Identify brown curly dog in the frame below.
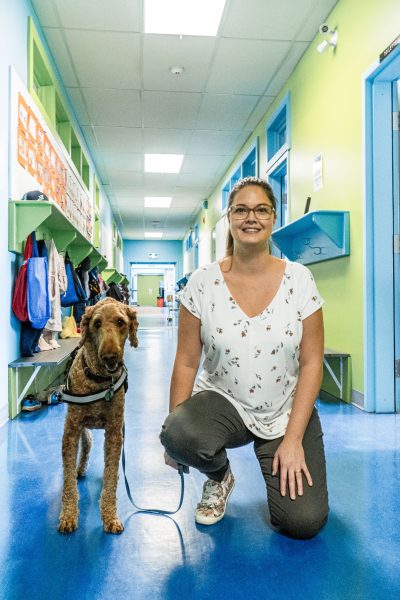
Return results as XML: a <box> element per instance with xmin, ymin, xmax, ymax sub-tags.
<box><xmin>58</xmin><ymin>298</ymin><xmax>138</xmax><ymax>534</ymax></box>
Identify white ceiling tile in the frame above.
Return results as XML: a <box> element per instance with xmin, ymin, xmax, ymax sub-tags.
<box><xmin>143</xmin><ymin>173</ymin><xmax>179</xmax><ymax>189</ymax></box>
<box><xmin>91</xmin><ymin>127</ymin><xmax>143</xmax><ymax>153</ymax></box>
<box><xmin>187</xmin><ymin>130</ymin><xmax>242</xmax><ymax>155</ymax></box>
<box><xmin>81</xmin><ymin>88</ymin><xmax>142</xmax><ymax>127</ymax></box>
<box><xmin>42</xmin><ymin>28</ymin><xmax>78</xmax><ymax>87</ymax></box>
<box><xmin>143</xmin><ymin>91</ymin><xmax>202</xmax><ymax>128</ymax></box>
<box><xmin>207</xmin><ymin>38</ymin><xmax>291</xmax><ymax>95</ymax></box>
<box><xmin>66</xmin><ymin>87</ymin><xmax>91</xmax><ymax>125</ymax></box>
<box><xmin>266</xmin><ymin>42</ymin><xmax>309</xmax><ymax>95</ymax></box>
<box><xmin>54</xmin><ymin>0</ymin><xmax>140</xmax><ymax>31</ymax></box>
<box><xmin>106</xmin><ymin>170</ymin><xmax>144</xmax><ymax>187</ymax></box>
<box><xmin>64</xmin><ymin>30</ymin><xmax>141</xmax><ymax>89</ymax></box>
<box><xmin>244</xmin><ymin>95</ymin><xmax>276</xmax><ymax>130</ymax></box>
<box><xmin>143</xmin><ymin>129</ymin><xmax>191</xmax><ymax>154</ymax></box>
<box><xmin>81</xmin><ymin>125</ymin><xmax>100</xmax><ymax>150</ymax></box>
<box><xmin>143</xmin><ymin>34</ymin><xmax>216</xmax><ymax>92</ymax></box>
<box><xmin>181</xmin><ymin>155</ymin><xmax>222</xmax><ymax>175</ymax></box>
<box><xmin>222</xmin><ymin>0</ymin><xmax>315</xmax><ymax>40</ymax></box>
<box><xmin>196</xmin><ymin>94</ymin><xmax>259</xmax><ymax>130</ymax></box>
<box><xmin>31</xmin><ymin>0</ymin><xmax>59</xmax><ymax>26</ymax></box>
<box><xmin>177</xmin><ymin>172</ymin><xmax>219</xmax><ymax>187</ymax></box>
<box><xmin>97</xmin><ymin>152</ymin><xmax>143</xmax><ymax>172</ymax></box>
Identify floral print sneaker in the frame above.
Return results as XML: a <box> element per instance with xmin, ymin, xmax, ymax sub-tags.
<box><xmin>195</xmin><ymin>466</ymin><xmax>235</xmax><ymax>525</ymax></box>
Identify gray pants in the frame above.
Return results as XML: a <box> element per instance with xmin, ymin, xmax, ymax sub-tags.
<box><xmin>160</xmin><ymin>391</ymin><xmax>329</xmax><ymax>539</ymax></box>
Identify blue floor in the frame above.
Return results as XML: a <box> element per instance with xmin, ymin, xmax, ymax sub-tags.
<box><xmin>1</xmin><ymin>316</ymin><xmax>400</xmax><ymax>600</ymax></box>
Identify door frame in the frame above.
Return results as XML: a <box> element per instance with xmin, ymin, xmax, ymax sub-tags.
<box><xmin>364</xmin><ymin>44</ymin><xmax>400</xmax><ymax>412</ymax></box>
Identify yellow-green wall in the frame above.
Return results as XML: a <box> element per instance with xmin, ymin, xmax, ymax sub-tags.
<box><xmin>186</xmin><ymin>0</ymin><xmax>400</xmax><ymax>396</ymax></box>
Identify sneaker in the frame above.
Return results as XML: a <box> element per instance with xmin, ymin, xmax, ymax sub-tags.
<box><xmin>21</xmin><ymin>395</ymin><xmax>42</xmax><ymax>412</ymax></box>
<box><xmin>195</xmin><ymin>466</ymin><xmax>235</xmax><ymax>525</ymax></box>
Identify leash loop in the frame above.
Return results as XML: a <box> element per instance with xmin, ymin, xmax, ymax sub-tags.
<box><xmin>122</xmin><ymin>423</ymin><xmax>186</xmax><ymax>515</ymax></box>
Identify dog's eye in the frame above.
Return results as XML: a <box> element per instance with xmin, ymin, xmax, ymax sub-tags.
<box><xmin>94</xmin><ymin>320</ymin><xmax>102</xmax><ymax>329</ymax></box>
<box><xmin>117</xmin><ymin>319</ymin><xmax>125</xmax><ymax>327</ymax></box>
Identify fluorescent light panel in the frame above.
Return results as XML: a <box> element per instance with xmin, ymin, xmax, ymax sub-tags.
<box><xmin>145</xmin><ymin>153</ymin><xmax>183</xmax><ymax>173</ymax></box>
<box><xmin>145</xmin><ymin>197</ymin><xmax>172</xmax><ymax>208</ymax></box>
<box><xmin>145</xmin><ymin>232</ymin><xmax>163</xmax><ymax>239</ymax></box>
<box><xmin>144</xmin><ymin>0</ymin><xmax>226</xmax><ymax>36</ymax></box>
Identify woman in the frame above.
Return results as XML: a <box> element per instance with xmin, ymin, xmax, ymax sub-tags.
<box><xmin>160</xmin><ymin>177</ymin><xmax>328</xmax><ymax>539</ymax></box>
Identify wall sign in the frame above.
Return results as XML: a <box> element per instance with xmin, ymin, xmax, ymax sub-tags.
<box><xmin>10</xmin><ymin>68</ymin><xmax>92</xmax><ymax>242</ymax></box>
<box><xmin>380</xmin><ymin>34</ymin><xmax>400</xmax><ymax>62</ymax></box>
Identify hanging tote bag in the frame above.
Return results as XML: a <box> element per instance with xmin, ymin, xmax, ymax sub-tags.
<box><xmin>12</xmin><ymin>233</ymin><xmax>34</xmax><ymax>322</ymax></box>
<box><xmin>27</xmin><ymin>232</ymin><xmax>51</xmax><ymax>329</ymax></box>
<box><xmin>61</xmin><ymin>253</ymin><xmax>87</xmax><ymax>307</ymax></box>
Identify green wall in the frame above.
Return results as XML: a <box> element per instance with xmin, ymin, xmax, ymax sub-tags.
<box><xmin>188</xmin><ymin>0</ymin><xmax>400</xmax><ymax>396</ymax></box>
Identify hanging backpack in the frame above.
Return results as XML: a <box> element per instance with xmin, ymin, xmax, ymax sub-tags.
<box><xmin>61</xmin><ymin>253</ymin><xmax>87</xmax><ymax>307</ymax></box>
<box><xmin>12</xmin><ymin>233</ymin><xmax>34</xmax><ymax>322</ymax></box>
<box><xmin>27</xmin><ymin>232</ymin><xmax>51</xmax><ymax>329</ymax></box>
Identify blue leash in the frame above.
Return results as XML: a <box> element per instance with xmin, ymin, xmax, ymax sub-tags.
<box><xmin>121</xmin><ymin>424</ymin><xmax>188</xmax><ymax>515</ymax></box>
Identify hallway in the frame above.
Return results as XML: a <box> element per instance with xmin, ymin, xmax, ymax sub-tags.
<box><xmin>0</xmin><ymin>319</ymin><xmax>399</xmax><ymax>600</ymax></box>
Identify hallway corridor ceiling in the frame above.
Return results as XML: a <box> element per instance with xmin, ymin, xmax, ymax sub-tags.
<box><xmin>31</xmin><ymin>0</ymin><xmax>337</xmax><ymax>240</ymax></box>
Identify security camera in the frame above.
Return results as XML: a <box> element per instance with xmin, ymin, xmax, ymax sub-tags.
<box><xmin>319</xmin><ymin>23</ymin><xmax>331</xmax><ymax>34</ymax></box>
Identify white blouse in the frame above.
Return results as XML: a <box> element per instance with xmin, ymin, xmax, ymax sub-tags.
<box><xmin>180</xmin><ymin>260</ymin><xmax>324</xmax><ymax>440</ymax></box>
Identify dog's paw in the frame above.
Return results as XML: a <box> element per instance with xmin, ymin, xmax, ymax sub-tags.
<box><xmin>103</xmin><ymin>518</ymin><xmax>124</xmax><ymax>534</ymax></box>
<box><xmin>58</xmin><ymin>514</ymin><xmax>78</xmax><ymax>533</ymax></box>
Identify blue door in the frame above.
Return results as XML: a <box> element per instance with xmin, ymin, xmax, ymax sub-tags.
<box><xmin>268</xmin><ymin>157</ymin><xmax>288</xmax><ymax>257</ymax></box>
<box><xmin>393</xmin><ymin>80</ymin><xmax>400</xmax><ymax>412</ymax></box>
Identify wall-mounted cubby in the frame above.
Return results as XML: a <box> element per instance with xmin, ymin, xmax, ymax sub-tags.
<box><xmin>9</xmin><ymin>200</ymin><xmax>108</xmax><ymax>270</ymax></box>
<box><xmin>271</xmin><ymin>210</ymin><xmax>350</xmax><ymax>265</ymax></box>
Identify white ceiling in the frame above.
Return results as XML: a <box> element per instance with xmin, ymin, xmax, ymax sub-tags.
<box><xmin>31</xmin><ymin>0</ymin><xmax>338</xmax><ymax>240</ymax></box>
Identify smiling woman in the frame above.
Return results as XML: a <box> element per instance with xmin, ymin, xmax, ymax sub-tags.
<box><xmin>160</xmin><ymin>175</ymin><xmax>328</xmax><ymax>538</ymax></box>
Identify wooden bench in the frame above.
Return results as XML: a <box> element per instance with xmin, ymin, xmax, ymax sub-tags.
<box><xmin>8</xmin><ymin>338</ymin><xmax>80</xmax><ymax>417</ymax></box>
<box><xmin>321</xmin><ymin>348</ymin><xmax>352</xmax><ymax>403</ymax></box>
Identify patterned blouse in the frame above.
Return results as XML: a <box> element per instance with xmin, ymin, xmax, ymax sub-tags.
<box><xmin>180</xmin><ymin>260</ymin><xmax>324</xmax><ymax>440</ymax></box>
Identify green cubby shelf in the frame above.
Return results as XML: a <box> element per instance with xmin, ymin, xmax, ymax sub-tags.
<box><xmin>101</xmin><ymin>269</ymin><xmax>127</xmax><ymax>285</ymax></box>
<box><xmin>8</xmin><ymin>200</ymin><xmax>107</xmax><ymax>271</ymax></box>
<box><xmin>271</xmin><ymin>210</ymin><xmax>350</xmax><ymax>265</ymax></box>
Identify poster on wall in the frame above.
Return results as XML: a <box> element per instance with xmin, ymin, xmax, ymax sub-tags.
<box><xmin>9</xmin><ymin>67</ymin><xmax>93</xmax><ymax>242</ymax></box>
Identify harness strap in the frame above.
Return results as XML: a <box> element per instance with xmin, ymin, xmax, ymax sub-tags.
<box><xmin>61</xmin><ymin>367</ymin><xmax>128</xmax><ymax>405</ymax></box>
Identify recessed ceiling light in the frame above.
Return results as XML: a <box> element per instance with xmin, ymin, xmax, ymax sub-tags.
<box><xmin>145</xmin><ymin>232</ymin><xmax>163</xmax><ymax>239</ymax></box>
<box><xmin>145</xmin><ymin>154</ymin><xmax>183</xmax><ymax>173</ymax></box>
<box><xmin>144</xmin><ymin>0</ymin><xmax>226</xmax><ymax>36</ymax></box>
<box><xmin>145</xmin><ymin>197</ymin><xmax>172</xmax><ymax>208</ymax></box>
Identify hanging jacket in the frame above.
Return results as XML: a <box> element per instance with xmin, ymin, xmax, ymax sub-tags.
<box><xmin>44</xmin><ymin>239</ymin><xmax>67</xmax><ymax>332</ymax></box>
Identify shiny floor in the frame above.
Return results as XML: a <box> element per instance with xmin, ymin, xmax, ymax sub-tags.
<box><xmin>1</xmin><ymin>313</ymin><xmax>399</xmax><ymax>600</ymax></box>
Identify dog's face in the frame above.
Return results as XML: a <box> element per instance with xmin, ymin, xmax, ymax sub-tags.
<box><xmin>79</xmin><ymin>298</ymin><xmax>138</xmax><ymax>373</ymax></box>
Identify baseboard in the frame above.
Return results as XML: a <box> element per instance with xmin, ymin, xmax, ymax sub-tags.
<box><xmin>351</xmin><ymin>389</ymin><xmax>365</xmax><ymax>410</ymax></box>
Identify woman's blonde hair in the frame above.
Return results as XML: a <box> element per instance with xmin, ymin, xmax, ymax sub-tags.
<box><xmin>225</xmin><ymin>177</ymin><xmax>277</xmax><ymax>257</ymax></box>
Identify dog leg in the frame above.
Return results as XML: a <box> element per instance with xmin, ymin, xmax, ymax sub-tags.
<box><xmin>101</xmin><ymin>425</ymin><xmax>124</xmax><ymax>534</ymax></box>
<box><xmin>77</xmin><ymin>428</ymin><xmax>93</xmax><ymax>478</ymax></box>
<box><xmin>59</xmin><ymin>417</ymin><xmax>81</xmax><ymax>533</ymax></box>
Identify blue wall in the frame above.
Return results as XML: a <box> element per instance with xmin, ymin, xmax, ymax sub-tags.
<box><xmin>123</xmin><ymin>241</ymin><xmax>183</xmax><ymax>281</ymax></box>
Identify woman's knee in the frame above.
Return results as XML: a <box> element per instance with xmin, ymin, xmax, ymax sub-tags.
<box><xmin>275</xmin><ymin>505</ymin><xmax>328</xmax><ymax>539</ymax></box>
<box><xmin>160</xmin><ymin>409</ymin><xmax>206</xmax><ymax>459</ymax></box>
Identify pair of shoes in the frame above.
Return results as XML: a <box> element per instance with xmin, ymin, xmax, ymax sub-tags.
<box><xmin>195</xmin><ymin>465</ymin><xmax>235</xmax><ymax>525</ymax></box>
<box><xmin>48</xmin><ymin>339</ymin><xmax>60</xmax><ymax>349</ymax></box>
<box><xmin>38</xmin><ymin>335</ymin><xmax>53</xmax><ymax>351</ymax></box>
<box><xmin>21</xmin><ymin>395</ymin><xmax>42</xmax><ymax>412</ymax></box>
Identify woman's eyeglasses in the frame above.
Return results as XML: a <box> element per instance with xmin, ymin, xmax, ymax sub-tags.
<box><xmin>229</xmin><ymin>204</ymin><xmax>275</xmax><ymax>220</ymax></box>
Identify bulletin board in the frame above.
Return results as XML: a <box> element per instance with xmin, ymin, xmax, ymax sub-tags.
<box><xmin>9</xmin><ymin>67</ymin><xmax>93</xmax><ymax>242</ymax></box>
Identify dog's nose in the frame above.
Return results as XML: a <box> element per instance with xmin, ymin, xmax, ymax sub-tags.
<box><xmin>102</xmin><ymin>353</ymin><xmax>119</xmax><ymax>371</ymax></box>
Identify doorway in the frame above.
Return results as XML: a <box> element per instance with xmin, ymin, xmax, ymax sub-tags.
<box><xmin>364</xmin><ymin>44</ymin><xmax>400</xmax><ymax>412</ymax></box>
<box><xmin>137</xmin><ymin>274</ymin><xmax>163</xmax><ymax>307</ymax></box>
<box><xmin>130</xmin><ymin>262</ymin><xmax>176</xmax><ymax>306</ymax></box>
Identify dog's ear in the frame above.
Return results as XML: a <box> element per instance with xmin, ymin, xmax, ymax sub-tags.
<box><xmin>126</xmin><ymin>307</ymin><xmax>139</xmax><ymax>347</ymax></box>
<box><xmin>79</xmin><ymin>305</ymin><xmax>96</xmax><ymax>347</ymax></box>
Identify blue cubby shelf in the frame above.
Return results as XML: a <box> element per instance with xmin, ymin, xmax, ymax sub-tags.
<box><xmin>271</xmin><ymin>210</ymin><xmax>350</xmax><ymax>265</ymax></box>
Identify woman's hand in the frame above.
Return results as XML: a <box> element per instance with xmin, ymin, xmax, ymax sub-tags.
<box><xmin>164</xmin><ymin>451</ymin><xmax>179</xmax><ymax>471</ymax></box>
<box><xmin>272</xmin><ymin>438</ymin><xmax>313</xmax><ymax>500</ymax></box>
